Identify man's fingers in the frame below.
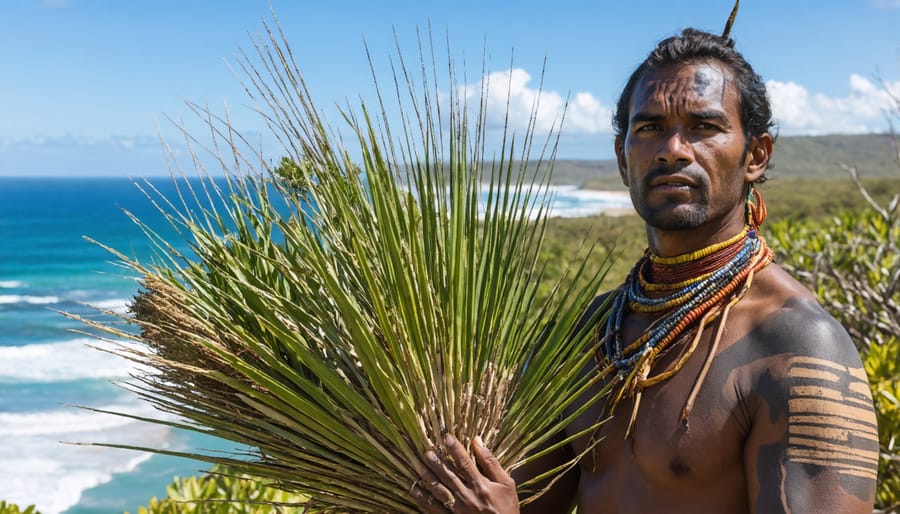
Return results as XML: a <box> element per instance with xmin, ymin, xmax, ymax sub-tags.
<box><xmin>423</xmin><ymin>449</ymin><xmax>463</xmax><ymax>503</ymax></box>
<box><xmin>472</xmin><ymin>436</ymin><xmax>514</xmax><ymax>485</ymax></box>
<box><xmin>442</xmin><ymin>433</ymin><xmax>483</xmax><ymax>486</ymax></box>
<box><xmin>411</xmin><ymin>484</ymin><xmax>449</xmax><ymax>514</ymax></box>
<box><xmin>417</xmin><ymin>434</ymin><xmax>519</xmax><ymax>513</ymax></box>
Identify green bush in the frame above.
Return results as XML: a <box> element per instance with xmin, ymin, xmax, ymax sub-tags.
<box><xmin>770</xmin><ymin>203</ymin><xmax>900</xmax><ymax>512</ymax></box>
<box><xmin>537</xmin><ymin>213</ymin><xmax>645</xmax><ymax>298</ymax></box>
<box><xmin>769</xmin><ymin>207</ymin><xmax>899</xmax><ymax>350</ymax></box>
<box><xmin>864</xmin><ymin>337</ymin><xmax>900</xmax><ymax>511</ymax></box>
<box><xmin>129</xmin><ymin>466</ymin><xmax>308</xmax><ymax>514</ymax></box>
<box><xmin>0</xmin><ymin>502</ymin><xmax>40</xmax><ymax>514</ymax></box>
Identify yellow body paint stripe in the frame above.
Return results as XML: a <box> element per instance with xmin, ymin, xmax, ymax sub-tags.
<box><xmin>785</xmin><ymin>357</ymin><xmax>878</xmax><ymax>479</ymax></box>
<box><xmin>789</xmin><ymin>415</ymin><xmax>877</xmax><ymax>437</ymax></box>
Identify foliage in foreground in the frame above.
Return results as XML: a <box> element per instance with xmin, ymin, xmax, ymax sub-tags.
<box><xmin>770</xmin><ymin>207</ymin><xmax>899</xmax><ymax>351</ymax></box>
<box><xmin>129</xmin><ymin>466</ymin><xmax>306</xmax><ymax>514</ymax></box>
<box><xmin>75</xmin><ymin>17</ymin><xmax>614</xmax><ymax>514</ymax></box>
<box><xmin>0</xmin><ymin>502</ymin><xmax>40</xmax><ymax>514</ymax></box>
<box><xmin>770</xmin><ymin>203</ymin><xmax>900</xmax><ymax>513</ymax></box>
<box><xmin>864</xmin><ymin>339</ymin><xmax>900</xmax><ymax>513</ymax></box>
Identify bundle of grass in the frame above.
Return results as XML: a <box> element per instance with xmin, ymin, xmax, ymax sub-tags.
<box><xmin>75</xmin><ymin>17</ymin><xmax>615</xmax><ymax>512</ymax></box>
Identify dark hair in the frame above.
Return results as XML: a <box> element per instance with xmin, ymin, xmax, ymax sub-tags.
<box><xmin>613</xmin><ymin>28</ymin><xmax>776</xmax><ymax>173</ymax></box>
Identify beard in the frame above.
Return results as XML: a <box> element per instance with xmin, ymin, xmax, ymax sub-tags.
<box><xmin>630</xmin><ymin>166</ymin><xmax>711</xmax><ymax>230</ymax></box>
<box><xmin>640</xmin><ymin>202</ymin><xmax>710</xmax><ymax>230</ymax></box>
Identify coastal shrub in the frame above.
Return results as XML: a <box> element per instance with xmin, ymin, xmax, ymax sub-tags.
<box><xmin>0</xmin><ymin>502</ymin><xmax>40</xmax><ymax>514</ymax></box>
<box><xmin>769</xmin><ymin>207</ymin><xmax>899</xmax><ymax>351</ymax></box>
<box><xmin>538</xmin><ymin>213</ymin><xmax>644</xmax><ymax>298</ymax></box>
<box><xmin>770</xmin><ymin>206</ymin><xmax>900</xmax><ymax>513</ymax></box>
<box><xmin>129</xmin><ymin>466</ymin><xmax>307</xmax><ymax>514</ymax></box>
<box><xmin>863</xmin><ymin>338</ymin><xmax>900</xmax><ymax>512</ymax></box>
<box><xmin>759</xmin><ymin>177</ymin><xmax>900</xmax><ymax>222</ymax></box>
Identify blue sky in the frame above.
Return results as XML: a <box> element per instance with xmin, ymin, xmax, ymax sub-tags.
<box><xmin>1</xmin><ymin>0</ymin><xmax>898</xmax><ymax>177</ymax></box>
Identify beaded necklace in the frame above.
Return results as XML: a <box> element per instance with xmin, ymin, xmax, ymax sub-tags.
<box><xmin>596</xmin><ymin>187</ymin><xmax>774</xmax><ymax>434</ymax></box>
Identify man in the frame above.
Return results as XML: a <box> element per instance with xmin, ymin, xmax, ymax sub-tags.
<box><xmin>414</xmin><ymin>28</ymin><xmax>879</xmax><ymax>513</ymax></box>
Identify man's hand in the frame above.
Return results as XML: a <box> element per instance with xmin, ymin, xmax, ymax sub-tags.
<box><xmin>412</xmin><ymin>433</ymin><xmax>520</xmax><ymax>513</ymax></box>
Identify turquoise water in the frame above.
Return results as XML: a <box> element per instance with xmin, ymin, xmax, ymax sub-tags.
<box><xmin>0</xmin><ymin>177</ymin><xmax>235</xmax><ymax>513</ymax></box>
<box><xmin>0</xmin><ymin>176</ymin><xmax>630</xmax><ymax>513</ymax></box>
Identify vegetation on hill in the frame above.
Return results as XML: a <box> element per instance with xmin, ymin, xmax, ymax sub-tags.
<box><xmin>770</xmin><ymin>134</ymin><xmax>899</xmax><ymax>178</ymax></box>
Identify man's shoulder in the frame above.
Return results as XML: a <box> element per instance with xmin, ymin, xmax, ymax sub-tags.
<box><xmin>739</xmin><ymin>264</ymin><xmax>854</xmax><ymax>359</ymax></box>
<box><xmin>748</xmin><ymin>294</ymin><xmax>860</xmax><ymax>371</ymax></box>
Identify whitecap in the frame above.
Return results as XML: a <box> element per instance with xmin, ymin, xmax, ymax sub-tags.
<box><xmin>0</xmin><ymin>294</ymin><xmax>60</xmax><ymax>305</ymax></box>
<box><xmin>87</xmin><ymin>298</ymin><xmax>131</xmax><ymax>314</ymax></box>
<box><xmin>0</xmin><ymin>403</ymin><xmax>168</xmax><ymax>514</ymax></box>
<box><xmin>548</xmin><ymin>190</ymin><xmax>634</xmax><ymax>218</ymax></box>
<box><xmin>0</xmin><ymin>404</ymin><xmax>146</xmax><ymax>437</ymax></box>
<box><xmin>0</xmin><ymin>338</ymin><xmax>137</xmax><ymax>382</ymax></box>
<box><xmin>474</xmin><ymin>184</ymin><xmax>633</xmax><ymax>219</ymax></box>
<box><xmin>0</xmin><ymin>280</ymin><xmax>26</xmax><ymax>288</ymax></box>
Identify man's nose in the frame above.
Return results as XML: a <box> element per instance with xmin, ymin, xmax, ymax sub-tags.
<box><xmin>655</xmin><ymin>130</ymin><xmax>694</xmax><ymax>164</ymax></box>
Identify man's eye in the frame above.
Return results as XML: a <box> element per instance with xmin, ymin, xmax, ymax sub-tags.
<box><xmin>695</xmin><ymin>122</ymin><xmax>718</xmax><ymax>131</ymax></box>
<box><xmin>635</xmin><ymin>124</ymin><xmax>660</xmax><ymax>132</ymax></box>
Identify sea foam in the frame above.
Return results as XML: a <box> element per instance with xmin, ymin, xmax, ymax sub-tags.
<box><xmin>88</xmin><ymin>297</ymin><xmax>131</xmax><ymax>314</ymax></box>
<box><xmin>0</xmin><ymin>404</ymin><xmax>143</xmax><ymax>437</ymax></box>
<box><xmin>474</xmin><ymin>184</ymin><xmax>633</xmax><ymax>219</ymax></box>
<box><xmin>0</xmin><ymin>338</ymin><xmax>137</xmax><ymax>382</ymax></box>
<box><xmin>0</xmin><ymin>402</ymin><xmax>167</xmax><ymax>514</ymax></box>
<box><xmin>0</xmin><ymin>294</ymin><xmax>60</xmax><ymax>305</ymax></box>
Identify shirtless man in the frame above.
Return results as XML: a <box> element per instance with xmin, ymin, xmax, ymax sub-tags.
<box><xmin>413</xmin><ymin>28</ymin><xmax>879</xmax><ymax>513</ymax></box>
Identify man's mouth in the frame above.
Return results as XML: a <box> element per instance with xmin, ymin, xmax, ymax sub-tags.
<box><xmin>648</xmin><ymin>175</ymin><xmax>696</xmax><ymax>189</ymax></box>
<box><xmin>648</xmin><ymin>178</ymin><xmax>695</xmax><ymax>193</ymax></box>
<box><xmin>653</xmin><ymin>183</ymin><xmax>692</xmax><ymax>193</ymax></box>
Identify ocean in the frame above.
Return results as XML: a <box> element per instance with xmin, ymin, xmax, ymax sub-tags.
<box><xmin>0</xmin><ymin>176</ymin><xmax>632</xmax><ymax>513</ymax></box>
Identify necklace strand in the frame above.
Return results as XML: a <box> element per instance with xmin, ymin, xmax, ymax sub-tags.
<box><xmin>596</xmin><ymin>223</ymin><xmax>774</xmax><ymax>426</ymax></box>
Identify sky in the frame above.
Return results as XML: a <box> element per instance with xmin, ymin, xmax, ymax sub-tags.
<box><xmin>0</xmin><ymin>0</ymin><xmax>898</xmax><ymax>177</ymax></box>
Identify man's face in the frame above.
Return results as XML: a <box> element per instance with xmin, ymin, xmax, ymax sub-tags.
<box><xmin>615</xmin><ymin>61</ymin><xmax>762</xmax><ymax>231</ymax></box>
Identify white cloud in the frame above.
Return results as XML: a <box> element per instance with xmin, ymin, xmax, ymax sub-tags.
<box><xmin>454</xmin><ymin>69</ymin><xmax>897</xmax><ymax>139</ymax></box>
<box><xmin>455</xmin><ymin>68</ymin><xmax>612</xmax><ymax>136</ymax></box>
<box><xmin>1</xmin><ymin>133</ymin><xmax>161</xmax><ymax>151</ymax></box>
<box><xmin>767</xmin><ymin>74</ymin><xmax>900</xmax><ymax>135</ymax></box>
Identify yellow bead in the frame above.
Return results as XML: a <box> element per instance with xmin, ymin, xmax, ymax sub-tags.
<box><xmin>649</xmin><ymin>227</ymin><xmax>748</xmax><ymax>265</ymax></box>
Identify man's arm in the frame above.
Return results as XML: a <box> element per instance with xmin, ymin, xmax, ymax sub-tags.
<box><xmin>743</xmin><ymin>314</ymin><xmax>879</xmax><ymax>513</ymax></box>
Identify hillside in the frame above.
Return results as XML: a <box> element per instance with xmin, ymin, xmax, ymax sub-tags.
<box><xmin>550</xmin><ymin>133</ymin><xmax>898</xmax><ymax>190</ymax></box>
<box><xmin>769</xmin><ymin>134</ymin><xmax>898</xmax><ymax>178</ymax></box>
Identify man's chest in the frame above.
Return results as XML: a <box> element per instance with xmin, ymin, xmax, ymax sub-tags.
<box><xmin>566</xmin><ymin>330</ymin><xmax>752</xmax><ymax>490</ymax></box>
